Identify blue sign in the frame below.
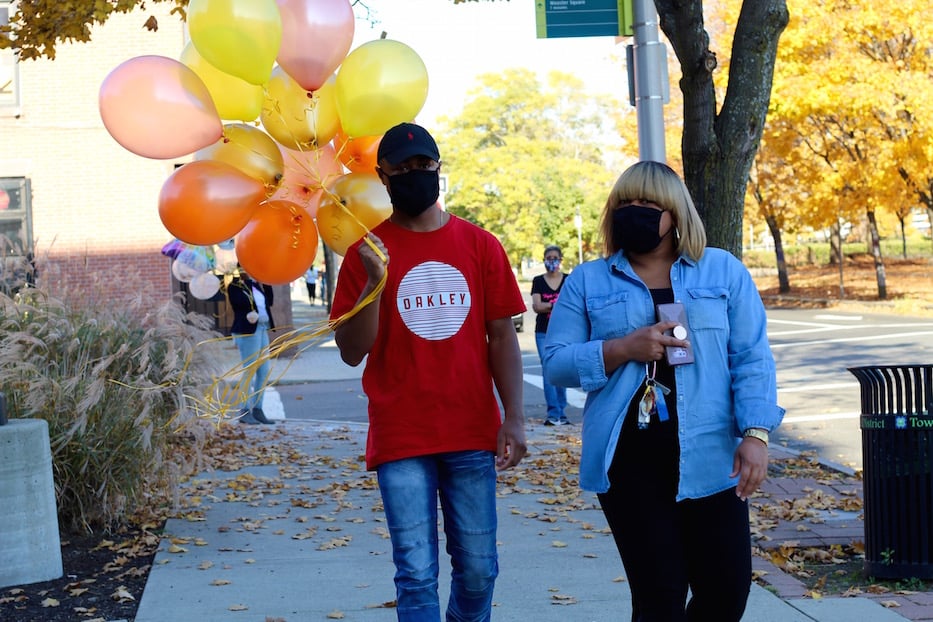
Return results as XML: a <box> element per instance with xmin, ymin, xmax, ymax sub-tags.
<box><xmin>535</xmin><ymin>0</ymin><xmax>633</xmax><ymax>39</ymax></box>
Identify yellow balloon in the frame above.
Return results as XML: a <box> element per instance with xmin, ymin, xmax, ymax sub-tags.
<box><xmin>335</xmin><ymin>39</ymin><xmax>429</xmax><ymax>138</ymax></box>
<box><xmin>196</xmin><ymin>123</ymin><xmax>285</xmax><ymax>195</ymax></box>
<box><xmin>179</xmin><ymin>42</ymin><xmax>263</xmax><ymax>121</ymax></box>
<box><xmin>316</xmin><ymin>172</ymin><xmax>392</xmax><ymax>255</ymax></box>
<box><xmin>261</xmin><ymin>68</ymin><xmax>340</xmax><ymax>150</ymax></box>
<box><xmin>188</xmin><ymin>0</ymin><xmax>282</xmax><ymax>86</ymax></box>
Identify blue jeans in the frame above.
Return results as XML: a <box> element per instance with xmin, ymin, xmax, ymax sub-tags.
<box><xmin>535</xmin><ymin>331</ymin><xmax>567</xmax><ymax>421</ymax></box>
<box><xmin>376</xmin><ymin>451</ymin><xmax>499</xmax><ymax>622</ymax></box>
<box><xmin>232</xmin><ymin>323</ymin><xmax>271</xmax><ymax>411</ymax></box>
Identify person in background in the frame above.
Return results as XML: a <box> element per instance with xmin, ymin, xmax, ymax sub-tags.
<box><xmin>331</xmin><ymin>122</ymin><xmax>527</xmax><ymax>621</ymax></box>
<box><xmin>304</xmin><ymin>264</ymin><xmax>318</xmax><ymax>305</ymax></box>
<box><xmin>531</xmin><ymin>244</ymin><xmax>569</xmax><ymax>426</ymax></box>
<box><xmin>544</xmin><ymin>160</ymin><xmax>784</xmax><ymax>621</ymax></box>
<box><xmin>228</xmin><ymin>267</ymin><xmax>275</xmax><ymax>425</ymax></box>
<box><xmin>318</xmin><ymin>263</ymin><xmax>328</xmax><ymax>305</ymax></box>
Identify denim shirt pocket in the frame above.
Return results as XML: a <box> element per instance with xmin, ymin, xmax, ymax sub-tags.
<box><xmin>586</xmin><ymin>291</ymin><xmax>631</xmax><ymax>339</ymax></box>
<box><xmin>685</xmin><ymin>287</ymin><xmax>729</xmax><ymax>332</ymax></box>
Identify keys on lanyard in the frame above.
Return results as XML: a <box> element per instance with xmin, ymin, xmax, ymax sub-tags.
<box><xmin>637</xmin><ymin>361</ymin><xmax>671</xmax><ymax>430</ymax></box>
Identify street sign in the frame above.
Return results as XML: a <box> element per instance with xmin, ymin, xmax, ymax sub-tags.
<box><xmin>535</xmin><ymin>0</ymin><xmax>634</xmax><ymax>39</ymax></box>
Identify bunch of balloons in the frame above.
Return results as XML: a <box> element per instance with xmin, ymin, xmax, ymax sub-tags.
<box><xmin>99</xmin><ymin>0</ymin><xmax>429</xmax><ymax>284</ymax></box>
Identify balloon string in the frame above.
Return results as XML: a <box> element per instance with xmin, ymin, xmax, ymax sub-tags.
<box><xmin>143</xmin><ymin>188</ymin><xmax>388</xmax><ymax>429</ymax></box>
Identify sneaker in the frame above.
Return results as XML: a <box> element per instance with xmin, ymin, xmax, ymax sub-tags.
<box><xmin>558</xmin><ymin>417</ymin><xmax>571</xmax><ymax>425</ymax></box>
<box><xmin>238</xmin><ymin>409</ymin><xmax>261</xmax><ymax>425</ymax></box>
<box><xmin>544</xmin><ymin>418</ymin><xmax>560</xmax><ymax>426</ymax></box>
<box><xmin>251</xmin><ymin>407</ymin><xmax>274</xmax><ymax>425</ymax></box>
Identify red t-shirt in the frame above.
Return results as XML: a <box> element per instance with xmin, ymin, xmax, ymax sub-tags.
<box><xmin>331</xmin><ymin>215</ymin><xmax>526</xmax><ymax>469</ymax></box>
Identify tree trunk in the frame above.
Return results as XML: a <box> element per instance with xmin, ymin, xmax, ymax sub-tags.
<box><xmin>322</xmin><ymin>244</ymin><xmax>336</xmax><ymax>313</ymax></box>
<box><xmin>656</xmin><ymin>0</ymin><xmax>788</xmax><ymax>258</ymax></box>
<box><xmin>865</xmin><ymin>209</ymin><xmax>887</xmax><ymax>300</ymax></box>
<box><xmin>765</xmin><ymin>214</ymin><xmax>790</xmax><ymax>293</ymax></box>
<box><xmin>898</xmin><ymin>216</ymin><xmax>907</xmax><ymax>259</ymax></box>
<box><xmin>928</xmin><ymin>206</ymin><xmax>933</xmax><ymax>253</ymax></box>
<box><xmin>832</xmin><ymin>221</ymin><xmax>845</xmax><ymax>298</ymax></box>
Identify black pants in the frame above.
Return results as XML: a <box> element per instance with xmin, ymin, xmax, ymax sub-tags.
<box><xmin>597</xmin><ymin>419</ymin><xmax>751</xmax><ymax>621</ymax></box>
<box><xmin>306</xmin><ymin>282</ymin><xmax>316</xmax><ymax>303</ymax></box>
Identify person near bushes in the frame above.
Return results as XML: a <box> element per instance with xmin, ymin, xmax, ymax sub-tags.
<box><xmin>330</xmin><ymin>122</ymin><xmax>527</xmax><ymax>621</ymax></box>
<box><xmin>228</xmin><ymin>268</ymin><xmax>275</xmax><ymax>425</ymax></box>
<box><xmin>543</xmin><ymin>160</ymin><xmax>784</xmax><ymax>621</ymax></box>
<box><xmin>531</xmin><ymin>244</ymin><xmax>569</xmax><ymax>426</ymax></box>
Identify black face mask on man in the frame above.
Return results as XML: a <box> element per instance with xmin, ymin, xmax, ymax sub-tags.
<box><xmin>611</xmin><ymin>204</ymin><xmax>672</xmax><ymax>254</ymax></box>
<box><xmin>387</xmin><ymin>169</ymin><xmax>440</xmax><ymax>217</ymax></box>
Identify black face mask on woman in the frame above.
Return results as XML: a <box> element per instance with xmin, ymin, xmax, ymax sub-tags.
<box><xmin>611</xmin><ymin>205</ymin><xmax>671</xmax><ymax>254</ymax></box>
<box><xmin>387</xmin><ymin>169</ymin><xmax>441</xmax><ymax>217</ymax></box>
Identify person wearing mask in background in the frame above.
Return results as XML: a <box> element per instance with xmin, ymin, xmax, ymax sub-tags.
<box><xmin>228</xmin><ymin>267</ymin><xmax>275</xmax><ymax>425</ymax></box>
<box><xmin>531</xmin><ymin>245</ymin><xmax>569</xmax><ymax>426</ymax></box>
<box><xmin>330</xmin><ymin>122</ymin><xmax>527</xmax><ymax>621</ymax></box>
<box><xmin>544</xmin><ymin>161</ymin><xmax>784</xmax><ymax>621</ymax></box>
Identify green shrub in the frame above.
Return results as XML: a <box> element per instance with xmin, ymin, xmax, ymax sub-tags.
<box><xmin>0</xmin><ymin>280</ymin><xmax>226</xmax><ymax>533</ymax></box>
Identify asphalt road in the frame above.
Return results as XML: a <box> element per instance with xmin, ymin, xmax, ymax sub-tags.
<box><xmin>277</xmin><ymin>303</ymin><xmax>933</xmax><ymax>473</ymax></box>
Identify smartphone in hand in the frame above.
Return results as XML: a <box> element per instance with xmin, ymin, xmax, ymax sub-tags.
<box><xmin>656</xmin><ymin>302</ymin><xmax>694</xmax><ymax>365</ymax></box>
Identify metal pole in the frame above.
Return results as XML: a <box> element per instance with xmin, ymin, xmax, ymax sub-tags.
<box><xmin>574</xmin><ymin>207</ymin><xmax>583</xmax><ymax>264</ymax></box>
<box><xmin>632</xmin><ymin>0</ymin><xmax>666</xmax><ymax>163</ymax></box>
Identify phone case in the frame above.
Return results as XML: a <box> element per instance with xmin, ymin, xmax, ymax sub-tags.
<box><xmin>656</xmin><ymin>302</ymin><xmax>695</xmax><ymax>365</ymax></box>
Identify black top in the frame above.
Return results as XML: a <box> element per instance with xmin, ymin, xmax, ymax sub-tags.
<box><xmin>228</xmin><ymin>277</ymin><xmax>275</xmax><ymax>335</ymax></box>
<box><xmin>530</xmin><ymin>273</ymin><xmax>566</xmax><ymax>334</ymax></box>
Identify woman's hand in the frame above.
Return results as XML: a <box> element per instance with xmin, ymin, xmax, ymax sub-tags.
<box><xmin>603</xmin><ymin>320</ymin><xmax>689</xmax><ymax>372</ymax></box>
<box><xmin>731</xmin><ymin>438</ymin><xmax>769</xmax><ymax>500</ymax></box>
<box><xmin>246</xmin><ymin>311</ymin><xmax>259</xmax><ymax>324</ymax></box>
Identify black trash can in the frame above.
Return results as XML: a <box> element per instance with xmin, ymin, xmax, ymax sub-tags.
<box><xmin>848</xmin><ymin>364</ymin><xmax>933</xmax><ymax>579</ymax></box>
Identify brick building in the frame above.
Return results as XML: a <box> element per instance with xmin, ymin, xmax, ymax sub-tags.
<box><xmin>0</xmin><ymin>3</ymin><xmax>293</xmax><ymax>331</ymax></box>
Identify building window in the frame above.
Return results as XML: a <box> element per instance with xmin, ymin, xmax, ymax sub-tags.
<box><xmin>0</xmin><ymin>177</ymin><xmax>34</xmax><ymax>294</ymax></box>
<box><xmin>0</xmin><ymin>1</ymin><xmax>20</xmax><ymax>117</ymax></box>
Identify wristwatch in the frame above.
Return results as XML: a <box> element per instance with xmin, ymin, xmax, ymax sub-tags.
<box><xmin>743</xmin><ymin>428</ymin><xmax>769</xmax><ymax>446</ymax></box>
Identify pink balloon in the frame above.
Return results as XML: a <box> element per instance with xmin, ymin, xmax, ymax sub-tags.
<box><xmin>99</xmin><ymin>55</ymin><xmax>223</xmax><ymax>159</ymax></box>
<box><xmin>276</xmin><ymin>0</ymin><xmax>355</xmax><ymax>92</ymax></box>
<box><xmin>271</xmin><ymin>143</ymin><xmax>344</xmax><ymax>218</ymax></box>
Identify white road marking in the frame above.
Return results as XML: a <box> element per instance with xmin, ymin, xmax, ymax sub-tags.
<box><xmin>770</xmin><ymin>330</ymin><xmax>933</xmax><ymax>348</ymax></box>
<box><xmin>777</xmin><ymin>382</ymin><xmax>856</xmax><ymax>393</ymax></box>
<box><xmin>523</xmin><ymin>373</ymin><xmax>587</xmax><ymax>408</ymax></box>
<box><xmin>781</xmin><ymin>412</ymin><xmax>861</xmax><ymax>423</ymax></box>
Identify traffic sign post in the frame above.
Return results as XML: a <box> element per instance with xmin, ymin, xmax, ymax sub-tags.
<box><xmin>535</xmin><ymin>0</ymin><xmax>633</xmax><ymax>39</ymax></box>
<box><xmin>535</xmin><ymin>0</ymin><xmax>666</xmax><ymax>163</ymax></box>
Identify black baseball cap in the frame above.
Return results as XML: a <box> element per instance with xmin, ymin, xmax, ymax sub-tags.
<box><xmin>377</xmin><ymin>122</ymin><xmax>440</xmax><ymax>166</ymax></box>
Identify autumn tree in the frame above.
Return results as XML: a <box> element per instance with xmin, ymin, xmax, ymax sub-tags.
<box><xmin>654</xmin><ymin>0</ymin><xmax>788</xmax><ymax>256</ymax></box>
<box><xmin>4</xmin><ymin>0</ymin><xmax>791</xmax><ymax>258</ymax></box>
<box><xmin>765</xmin><ymin>0</ymin><xmax>933</xmax><ymax>299</ymax></box>
<box><xmin>437</xmin><ymin>68</ymin><xmax>621</xmax><ymax>268</ymax></box>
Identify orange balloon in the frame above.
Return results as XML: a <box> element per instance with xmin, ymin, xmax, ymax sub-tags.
<box><xmin>235</xmin><ymin>201</ymin><xmax>319</xmax><ymax>285</ymax></box>
<box><xmin>196</xmin><ymin>123</ymin><xmax>285</xmax><ymax>195</ymax></box>
<box><xmin>271</xmin><ymin>143</ymin><xmax>343</xmax><ymax>217</ymax></box>
<box><xmin>333</xmin><ymin>128</ymin><xmax>381</xmax><ymax>174</ymax></box>
<box><xmin>316</xmin><ymin>172</ymin><xmax>392</xmax><ymax>255</ymax></box>
<box><xmin>159</xmin><ymin>161</ymin><xmax>266</xmax><ymax>245</ymax></box>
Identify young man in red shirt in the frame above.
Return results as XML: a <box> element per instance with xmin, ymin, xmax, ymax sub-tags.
<box><xmin>331</xmin><ymin>122</ymin><xmax>527</xmax><ymax>621</ymax></box>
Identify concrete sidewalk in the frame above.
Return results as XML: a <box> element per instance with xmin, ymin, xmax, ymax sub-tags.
<box><xmin>133</xmin><ymin>297</ymin><xmax>922</xmax><ymax>621</ymax></box>
<box><xmin>134</xmin><ymin>420</ymin><xmax>907</xmax><ymax>622</ymax></box>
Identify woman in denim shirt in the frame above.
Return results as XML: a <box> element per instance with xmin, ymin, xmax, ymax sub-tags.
<box><xmin>544</xmin><ymin>161</ymin><xmax>783</xmax><ymax>621</ymax></box>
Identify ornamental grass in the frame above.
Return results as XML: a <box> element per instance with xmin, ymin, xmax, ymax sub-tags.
<box><xmin>0</xmin><ymin>271</ymin><xmax>227</xmax><ymax>533</ymax></box>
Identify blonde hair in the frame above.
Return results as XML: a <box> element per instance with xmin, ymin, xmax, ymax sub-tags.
<box><xmin>598</xmin><ymin>161</ymin><xmax>706</xmax><ymax>260</ymax></box>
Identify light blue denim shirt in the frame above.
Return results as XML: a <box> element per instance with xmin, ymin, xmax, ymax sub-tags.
<box><xmin>543</xmin><ymin>248</ymin><xmax>784</xmax><ymax>499</ymax></box>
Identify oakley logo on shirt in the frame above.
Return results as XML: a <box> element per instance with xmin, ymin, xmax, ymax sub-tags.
<box><xmin>396</xmin><ymin>261</ymin><xmax>471</xmax><ymax>341</ymax></box>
